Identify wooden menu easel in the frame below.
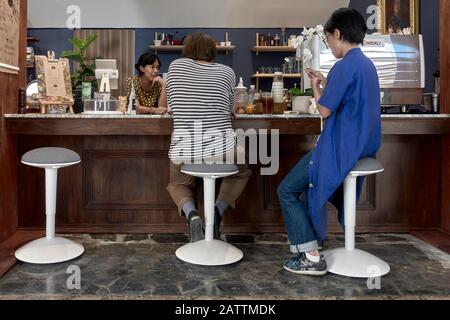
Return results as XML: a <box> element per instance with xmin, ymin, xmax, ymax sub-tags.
<box><xmin>35</xmin><ymin>52</ymin><xmax>74</xmax><ymax>114</ymax></box>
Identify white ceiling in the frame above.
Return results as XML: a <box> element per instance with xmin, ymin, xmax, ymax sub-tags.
<box><xmin>28</xmin><ymin>0</ymin><xmax>350</xmax><ymax>28</ymax></box>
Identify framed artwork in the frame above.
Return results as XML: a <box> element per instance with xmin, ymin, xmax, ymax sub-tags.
<box><xmin>377</xmin><ymin>0</ymin><xmax>420</xmax><ymax>34</ymax></box>
<box><xmin>35</xmin><ymin>55</ymin><xmax>74</xmax><ymax>113</ymax></box>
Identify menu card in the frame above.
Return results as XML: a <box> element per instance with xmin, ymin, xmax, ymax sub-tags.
<box><xmin>0</xmin><ymin>0</ymin><xmax>20</xmax><ymax>74</ymax></box>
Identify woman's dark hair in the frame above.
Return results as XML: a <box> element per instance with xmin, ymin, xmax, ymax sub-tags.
<box><xmin>182</xmin><ymin>33</ymin><xmax>217</xmax><ymax>62</ymax></box>
<box><xmin>135</xmin><ymin>52</ymin><xmax>162</xmax><ymax>75</ymax></box>
<box><xmin>324</xmin><ymin>8</ymin><xmax>368</xmax><ymax>45</ymax></box>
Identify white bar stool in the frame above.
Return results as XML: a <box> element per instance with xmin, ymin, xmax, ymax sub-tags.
<box><xmin>176</xmin><ymin>163</ymin><xmax>243</xmax><ymax>266</ymax></box>
<box><xmin>323</xmin><ymin>158</ymin><xmax>390</xmax><ymax>278</ymax></box>
<box><xmin>15</xmin><ymin>147</ymin><xmax>85</xmax><ymax>264</ymax></box>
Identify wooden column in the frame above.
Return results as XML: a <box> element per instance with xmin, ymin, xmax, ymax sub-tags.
<box><xmin>0</xmin><ymin>0</ymin><xmax>27</xmax><ymax>244</ymax></box>
<box><xmin>0</xmin><ymin>0</ymin><xmax>27</xmax><ymax>276</ymax></box>
<box><xmin>440</xmin><ymin>0</ymin><xmax>450</xmax><ymax>234</ymax></box>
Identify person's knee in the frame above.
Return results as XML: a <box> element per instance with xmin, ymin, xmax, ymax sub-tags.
<box><xmin>235</xmin><ymin>167</ymin><xmax>252</xmax><ymax>179</ymax></box>
<box><xmin>277</xmin><ymin>180</ymin><xmax>290</xmax><ymax>198</ymax></box>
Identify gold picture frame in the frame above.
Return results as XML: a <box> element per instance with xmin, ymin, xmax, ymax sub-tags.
<box><xmin>377</xmin><ymin>0</ymin><xmax>420</xmax><ymax>34</ymax></box>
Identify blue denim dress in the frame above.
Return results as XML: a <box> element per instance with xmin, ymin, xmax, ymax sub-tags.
<box><xmin>308</xmin><ymin>48</ymin><xmax>382</xmax><ymax>242</ymax></box>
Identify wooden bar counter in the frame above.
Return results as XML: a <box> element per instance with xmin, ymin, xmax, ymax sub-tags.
<box><xmin>5</xmin><ymin>114</ymin><xmax>450</xmax><ymax>236</ymax></box>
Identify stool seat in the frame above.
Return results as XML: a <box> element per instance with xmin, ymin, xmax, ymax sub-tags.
<box><xmin>181</xmin><ymin>163</ymin><xmax>239</xmax><ymax>178</ymax></box>
<box><xmin>349</xmin><ymin>158</ymin><xmax>384</xmax><ymax>177</ymax></box>
<box><xmin>22</xmin><ymin>147</ymin><xmax>81</xmax><ymax>167</ymax></box>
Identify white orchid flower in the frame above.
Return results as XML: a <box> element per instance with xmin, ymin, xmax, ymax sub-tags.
<box><xmin>301</xmin><ymin>28</ymin><xmax>312</xmax><ymax>37</ymax></box>
<box><xmin>292</xmin><ymin>35</ymin><xmax>304</xmax><ymax>49</ymax></box>
<box><xmin>315</xmin><ymin>25</ymin><xmax>324</xmax><ymax>34</ymax></box>
<box><xmin>302</xmin><ymin>48</ymin><xmax>313</xmax><ymax>62</ymax></box>
<box><xmin>284</xmin><ymin>57</ymin><xmax>290</xmax><ymax>63</ymax></box>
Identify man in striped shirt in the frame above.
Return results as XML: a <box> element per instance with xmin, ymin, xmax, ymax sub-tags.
<box><xmin>166</xmin><ymin>33</ymin><xmax>252</xmax><ymax>243</ymax></box>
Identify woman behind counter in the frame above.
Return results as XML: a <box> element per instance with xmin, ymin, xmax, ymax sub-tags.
<box><xmin>125</xmin><ymin>52</ymin><xmax>168</xmax><ymax>114</ymax></box>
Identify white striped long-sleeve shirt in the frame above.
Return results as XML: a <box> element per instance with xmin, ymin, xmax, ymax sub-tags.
<box><xmin>167</xmin><ymin>58</ymin><xmax>236</xmax><ymax>162</ymax></box>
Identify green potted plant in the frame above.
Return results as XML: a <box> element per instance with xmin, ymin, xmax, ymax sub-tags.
<box><xmin>290</xmin><ymin>85</ymin><xmax>313</xmax><ymax>114</ymax></box>
<box><xmin>61</xmin><ymin>35</ymin><xmax>99</xmax><ymax>112</ymax></box>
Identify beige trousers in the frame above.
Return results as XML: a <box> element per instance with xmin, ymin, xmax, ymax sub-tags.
<box><xmin>167</xmin><ymin>146</ymin><xmax>252</xmax><ymax>216</ymax></box>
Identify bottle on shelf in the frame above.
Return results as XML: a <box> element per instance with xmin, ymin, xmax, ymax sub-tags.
<box><xmin>248</xmin><ymin>85</ymin><xmax>256</xmax><ymax>104</ymax></box>
<box><xmin>253</xmin><ymin>89</ymin><xmax>263</xmax><ymax>114</ymax></box>
<box><xmin>281</xmin><ymin>28</ymin><xmax>287</xmax><ymax>46</ymax></box>
<box><xmin>234</xmin><ymin>77</ymin><xmax>248</xmax><ymax>114</ymax></box>
<box><xmin>19</xmin><ymin>87</ymin><xmax>27</xmax><ymax>114</ymax></box>
<box><xmin>274</xmin><ymin>34</ymin><xmax>281</xmax><ymax>46</ymax></box>
<box><xmin>259</xmin><ymin>34</ymin><xmax>266</xmax><ymax>46</ymax></box>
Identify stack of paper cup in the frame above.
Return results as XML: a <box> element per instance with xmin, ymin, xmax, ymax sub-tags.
<box><xmin>272</xmin><ymin>72</ymin><xmax>284</xmax><ymax>103</ymax></box>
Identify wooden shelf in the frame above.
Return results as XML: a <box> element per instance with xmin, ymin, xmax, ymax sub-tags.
<box><xmin>252</xmin><ymin>46</ymin><xmax>296</xmax><ymax>55</ymax></box>
<box><xmin>149</xmin><ymin>45</ymin><xmax>184</xmax><ymax>52</ymax></box>
<box><xmin>252</xmin><ymin>73</ymin><xmax>302</xmax><ymax>78</ymax></box>
<box><xmin>252</xmin><ymin>73</ymin><xmax>302</xmax><ymax>91</ymax></box>
<box><xmin>149</xmin><ymin>45</ymin><xmax>235</xmax><ymax>55</ymax></box>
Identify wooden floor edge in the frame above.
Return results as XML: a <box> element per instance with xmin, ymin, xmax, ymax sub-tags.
<box><xmin>0</xmin><ymin>230</ymin><xmax>44</xmax><ymax>278</ymax></box>
<box><xmin>410</xmin><ymin>230</ymin><xmax>450</xmax><ymax>254</ymax></box>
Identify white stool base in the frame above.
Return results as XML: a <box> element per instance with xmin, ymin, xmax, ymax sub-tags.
<box><xmin>15</xmin><ymin>237</ymin><xmax>85</xmax><ymax>264</ymax></box>
<box><xmin>176</xmin><ymin>240</ymin><xmax>243</xmax><ymax>266</ymax></box>
<box><xmin>323</xmin><ymin>248</ymin><xmax>390</xmax><ymax>278</ymax></box>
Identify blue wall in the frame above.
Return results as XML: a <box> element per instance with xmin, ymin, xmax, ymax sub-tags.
<box><xmin>28</xmin><ymin>0</ymin><xmax>439</xmax><ymax>92</ymax></box>
<box><xmin>136</xmin><ymin>28</ymin><xmax>303</xmax><ymax>90</ymax></box>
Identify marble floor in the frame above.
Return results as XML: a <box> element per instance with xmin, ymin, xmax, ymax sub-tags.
<box><xmin>0</xmin><ymin>233</ymin><xmax>449</xmax><ymax>300</ymax></box>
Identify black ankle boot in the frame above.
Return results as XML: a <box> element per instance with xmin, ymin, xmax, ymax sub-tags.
<box><xmin>214</xmin><ymin>206</ymin><xmax>223</xmax><ymax>240</ymax></box>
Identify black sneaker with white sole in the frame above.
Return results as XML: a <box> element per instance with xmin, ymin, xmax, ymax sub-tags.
<box><xmin>187</xmin><ymin>210</ymin><xmax>205</xmax><ymax>243</ymax></box>
<box><xmin>283</xmin><ymin>252</ymin><xmax>328</xmax><ymax>276</ymax></box>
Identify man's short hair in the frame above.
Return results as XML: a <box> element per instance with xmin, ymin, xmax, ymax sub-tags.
<box><xmin>324</xmin><ymin>8</ymin><xmax>368</xmax><ymax>45</ymax></box>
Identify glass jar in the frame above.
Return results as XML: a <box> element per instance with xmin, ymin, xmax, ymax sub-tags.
<box><xmin>261</xmin><ymin>92</ymin><xmax>274</xmax><ymax>114</ymax></box>
<box><xmin>289</xmin><ymin>35</ymin><xmax>297</xmax><ymax>47</ymax></box>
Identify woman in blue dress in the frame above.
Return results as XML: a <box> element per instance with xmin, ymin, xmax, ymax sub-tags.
<box><xmin>278</xmin><ymin>8</ymin><xmax>381</xmax><ymax>276</ymax></box>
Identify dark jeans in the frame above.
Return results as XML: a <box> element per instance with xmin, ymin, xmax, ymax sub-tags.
<box><xmin>277</xmin><ymin>151</ymin><xmax>319</xmax><ymax>253</ymax></box>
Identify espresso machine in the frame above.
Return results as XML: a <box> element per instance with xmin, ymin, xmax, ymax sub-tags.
<box><xmin>319</xmin><ymin>34</ymin><xmax>426</xmax><ymax>114</ymax></box>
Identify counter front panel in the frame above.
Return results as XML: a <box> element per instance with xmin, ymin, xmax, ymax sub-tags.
<box><xmin>5</xmin><ymin>115</ymin><xmax>449</xmax><ymax>234</ymax></box>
